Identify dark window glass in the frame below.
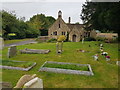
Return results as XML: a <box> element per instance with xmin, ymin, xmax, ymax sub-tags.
<box><xmin>59</xmin><ymin>24</ymin><xmax>60</xmax><ymax>28</ymax></box>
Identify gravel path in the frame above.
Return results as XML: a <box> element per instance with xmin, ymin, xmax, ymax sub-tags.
<box><xmin>4</xmin><ymin>39</ymin><xmax>37</xmax><ymax>47</ymax></box>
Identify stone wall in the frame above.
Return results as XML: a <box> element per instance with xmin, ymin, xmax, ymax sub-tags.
<box><xmin>37</xmin><ymin>36</ymin><xmax>49</xmax><ymax>42</ymax></box>
<box><xmin>48</xmin><ymin>17</ymin><xmax>70</xmax><ymax>39</ymax></box>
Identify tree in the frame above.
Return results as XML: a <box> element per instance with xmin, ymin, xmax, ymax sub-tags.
<box><xmin>27</xmin><ymin>14</ymin><xmax>56</xmax><ymax>36</ymax></box>
<box><xmin>81</xmin><ymin>2</ymin><xmax>120</xmax><ymax>33</ymax></box>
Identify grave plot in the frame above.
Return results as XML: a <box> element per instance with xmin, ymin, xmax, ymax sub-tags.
<box><xmin>39</xmin><ymin>61</ymin><xmax>94</xmax><ymax>76</ymax></box>
<box><xmin>0</xmin><ymin>60</ymin><xmax>36</xmax><ymax>71</ymax></box>
<box><xmin>20</xmin><ymin>48</ymin><xmax>50</xmax><ymax>54</ymax></box>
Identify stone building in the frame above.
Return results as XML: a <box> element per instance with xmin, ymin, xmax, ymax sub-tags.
<box><xmin>48</xmin><ymin>10</ymin><xmax>96</xmax><ymax>42</ymax></box>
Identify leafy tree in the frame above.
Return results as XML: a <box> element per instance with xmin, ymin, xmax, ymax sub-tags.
<box><xmin>81</xmin><ymin>2</ymin><xmax>120</xmax><ymax>33</ymax></box>
<box><xmin>28</xmin><ymin>14</ymin><xmax>56</xmax><ymax>36</ymax></box>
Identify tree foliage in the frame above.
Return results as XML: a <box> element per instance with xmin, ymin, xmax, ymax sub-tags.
<box><xmin>1</xmin><ymin>10</ymin><xmax>56</xmax><ymax>40</ymax></box>
<box><xmin>81</xmin><ymin>2</ymin><xmax>120</xmax><ymax>33</ymax></box>
<box><xmin>27</xmin><ymin>14</ymin><xmax>56</xmax><ymax>36</ymax></box>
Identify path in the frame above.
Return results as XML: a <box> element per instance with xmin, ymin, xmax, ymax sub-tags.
<box><xmin>4</xmin><ymin>39</ymin><xmax>37</xmax><ymax>47</ymax></box>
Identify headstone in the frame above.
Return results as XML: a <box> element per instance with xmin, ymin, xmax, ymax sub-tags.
<box><xmin>7</xmin><ymin>45</ymin><xmax>17</xmax><ymax>58</ymax></box>
<box><xmin>23</xmin><ymin>77</ymin><xmax>43</xmax><ymax>89</ymax></box>
<box><xmin>82</xmin><ymin>38</ymin><xmax>84</xmax><ymax>44</ymax></box>
<box><xmin>116</xmin><ymin>61</ymin><xmax>120</xmax><ymax>66</ymax></box>
<box><xmin>56</xmin><ymin>42</ymin><xmax>63</xmax><ymax>54</ymax></box>
<box><xmin>14</xmin><ymin>74</ymin><xmax>37</xmax><ymax>88</ymax></box>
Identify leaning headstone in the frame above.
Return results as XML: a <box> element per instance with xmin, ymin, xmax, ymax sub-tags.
<box><xmin>23</xmin><ymin>77</ymin><xmax>43</xmax><ymax>89</ymax></box>
<box><xmin>14</xmin><ymin>74</ymin><xmax>37</xmax><ymax>88</ymax></box>
<box><xmin>7</xmin><ymin>45</ymin><xmax>17</xmax><ymax>58</ymax></box>
<box><xmin>116</xmin><ymin>61</ymin><xmax>120</xmax><ymax>66</ymax></box>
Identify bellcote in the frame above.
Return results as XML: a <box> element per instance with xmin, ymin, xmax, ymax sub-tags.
<box><xmin>58</xmin><ymin>10</ymin><xmax>62</xmax><ymax>18</ymax></box>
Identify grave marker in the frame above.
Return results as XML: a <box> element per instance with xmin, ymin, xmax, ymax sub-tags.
<box><xmin>7</xmin><ymin>45</ymin><xmax>17</xmax><ymax>58</ymax></box>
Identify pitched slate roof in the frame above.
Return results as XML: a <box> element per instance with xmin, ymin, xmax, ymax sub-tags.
<box><xmin>67</xmin><ymin>24</ymin><xmax>84</xmax><ymax>31</ymax></box>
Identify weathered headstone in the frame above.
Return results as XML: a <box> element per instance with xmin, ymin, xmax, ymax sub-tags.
<box><xmin>7</xmin><ymin>45</ymin><xmax>17</xmax><ymax>58</ymax></box>
<box><xmin>14</xmin><ymin>74</ymin><xmax>37</xmax><ymax>88</ymax></box>
<box><xmin>56</xmin><ymin>41</ymin><xmax>63</xmax><ymax>54</ymax></box>
<box><xmin>116</xmin><ymin>61</ymin><xmax>120</xmax><ymax>66</ymax></box>
<box><xmin>82</xmin><ymin>38</ymin><xmax>84</xmax><ymax>44</ymax></box>
<box><xmin>23</xmin><ymin>77</ymin><xmax>43</xmax><ymax>89</ymax></box>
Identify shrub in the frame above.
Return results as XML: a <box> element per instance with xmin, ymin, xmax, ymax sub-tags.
<box><xmin>96</xmin><ymin>37</ymin><xmax>105</xmax><ymax>41</ymax></box>
<box><xmin>57</xmin><ymin>35</ymin><xmax>66</xmax><ymax>42</ymax></box>
<box><xmin>47</xmin><ymin>38</ymin><xmax>57</xmax><ymax>43</ymax></box>
<box><xmin>84</xmin><ymin>37</ymin><xmax>96</xmax><ymax>41</ymax></box>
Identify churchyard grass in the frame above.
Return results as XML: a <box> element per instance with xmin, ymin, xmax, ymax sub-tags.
<box><xmin>0</xmin><ymin>60</ymin><xmax>34</xmax><ymax>68</ymax></box>
<box><xmin>2</xmin><ymin>41</ymin><xmax>119</xmax><ymax>88</ymax></box>
<box><xmin>43</xmin><ymin>63</ymin><xmax>89</xmax><ymax>71</ymax></box>
<box><xmin>4</xmin><ymin>38</ymin><xmax>32</xmax><ymax>45</ymax></box>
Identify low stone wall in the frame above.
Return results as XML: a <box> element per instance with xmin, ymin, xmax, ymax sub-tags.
<box><xmin>0</xmin><ymin>60</ymin><xmax>36</xmax><ymax>71</ymax></box>
<box><xmin>39</xmin><ymin>61</ymin><xmax>94</xmax><ymax>76</ymax></box>
<box><xmin>37</xmin><ymin>36</ymin><xmax>49</xmax><ymax>42</ymax></box>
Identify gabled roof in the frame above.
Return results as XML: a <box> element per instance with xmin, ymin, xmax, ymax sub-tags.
<box><xmin>67</xmin><ymin>24</ymin><xmax>84</xmax><ymax>31</ymax></box>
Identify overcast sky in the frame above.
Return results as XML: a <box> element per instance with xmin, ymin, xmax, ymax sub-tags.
<box><xmin>2</xmin><ymin>1</ymin><xmax>87</xmax><ymax>24</ymax></box>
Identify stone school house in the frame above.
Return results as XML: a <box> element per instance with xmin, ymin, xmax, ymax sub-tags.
<box><xmin>48</xmin><ymin>11</ymin><xmax>96</xmax><ymax>42</ymax></box>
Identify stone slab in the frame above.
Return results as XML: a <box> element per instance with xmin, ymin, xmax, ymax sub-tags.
<box><xmin>20</xmin><ymin>49</ymin><xmax>50</xmax><ymax>54</ymax></box>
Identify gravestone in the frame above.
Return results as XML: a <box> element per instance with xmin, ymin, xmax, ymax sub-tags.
<box><xmin>23</xmin><ymin>77</ymin><xmax>43</xmax><ymax>89</ymax></box>
<box><xmin>56</xmin><ymin>41</ymin><xmax>63</xmax><ymax>54</ymax></box>
<box><xmin>116</xmin><ymin>61</ymin><xmax>120</xmax><ymax>66</ymax></box>
<box><xmin>82</xmin><ymin>38</ymin><xmax>84</xmax><ymax>44</ymax></box>
<box><xmin>20</xmin><ymin>48</ymin><xmax>50</xmax><ymax>54</ymax></box>
<box><xmin>7</xmin><ymin>45</ymin><xmax>17</xmax><ymax>58</ymax></box>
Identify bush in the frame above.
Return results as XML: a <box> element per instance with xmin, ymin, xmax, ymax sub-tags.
<box><xmin>84</xmin><ymin>37</ymin><xmax>96</xmax><ymax>41</ymax></box>
<box><xmin>57</xmin><ymin>35</ymin><xmax>66</xmax><ymax>42</ymax></box>
<box><xmin>47</xmin><ymin>38</ymin><xmax>57</xmax><ymax>43</ymax></box>
<box><xmin>96</xmin><ymin>37</ymin><xmax>105</xmax><ymax>41</ymax></box>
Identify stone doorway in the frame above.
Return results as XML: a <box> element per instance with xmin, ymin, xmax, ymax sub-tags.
<box><xmin>72</xmin><ymin>35</ymin><xmax>77</xmax><ymax>42</ymax></box>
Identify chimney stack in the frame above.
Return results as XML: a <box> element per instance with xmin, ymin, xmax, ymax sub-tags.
<box><xmin>68</xmin><ymin>17</ymin><xmax>71</xmax><ymax>24</ymax></box>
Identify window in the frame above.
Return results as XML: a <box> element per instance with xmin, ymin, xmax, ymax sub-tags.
<box><xmin>62</xmin><ymin>32</ymin><xmax>66</xmax><ymax>35</ymax></box>
<box><xmin>59</xmin><ymin>24</ymin><xmax>60</xmax><ymax>28</ymax></box>
<box><xmin>53</xmin><ymin>31</ymin><xmax>57</xmax><ymax>35</ymax></box>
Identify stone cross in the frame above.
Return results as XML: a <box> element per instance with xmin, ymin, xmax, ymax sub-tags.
<box><xmin>7</xmin><ymin>45</ymin><xmax>17</xmax><ymax>58</ymax></box>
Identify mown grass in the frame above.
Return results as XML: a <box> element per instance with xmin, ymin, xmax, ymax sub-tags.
<box><xmin>43</xmin><ymin>63</ymin><xmax>89</xmax><ymax>71</ymax></box>
<box><xmin>4</xmin><ymin>38</ymin><xmax>32</xmax><ymax>45</ymax></box>
<box><xmin>2</xmin><ymin>41</ymin><xmax>119</xmax><ymax>88</ymax></box>
<box><xmin>0</xmin><ymin>60</ymin><xmax>34</xmax><ymax>68</ymax></box>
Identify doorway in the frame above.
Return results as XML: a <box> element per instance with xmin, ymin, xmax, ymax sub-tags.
<box><xmin>72</xmin><ymin>35</ymin><xmax>77</xmax><ymax>42</ymax></box>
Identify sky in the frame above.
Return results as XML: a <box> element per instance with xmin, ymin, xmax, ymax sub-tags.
<box><xmin>1</xmin><ymin>0</ymin><xmax>119</xmax><ymax>24</ymax></box>
<box><xmin>1</xmin><ymin>1</ymin><xmax>86</xmax><ymax>24</ymax></box>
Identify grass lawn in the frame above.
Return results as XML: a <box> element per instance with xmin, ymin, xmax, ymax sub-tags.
<box><xmin>43</xmin><ymin>63</ymin><xmax>89</xmax><ymax>71</ymax></box>
<box><xmin>0</xmin><ymin>60</ymin><xmax>34</xmax><ymax>68</ymax></box>
<box><xmin>2</xmin><ymin>41</ymin><xmax>119</xmax><ymax>88</ymax></box>
<box><xmin>4</xmin><ymin>38</ymin><xmax>33</xmax><ymax>45</ymax></box>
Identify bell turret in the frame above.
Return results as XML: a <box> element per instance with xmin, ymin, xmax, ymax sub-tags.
<box><xmin>58</xmin><ymin>10</ymin><xmax>62</xmax><ymax>18</ymax></box>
